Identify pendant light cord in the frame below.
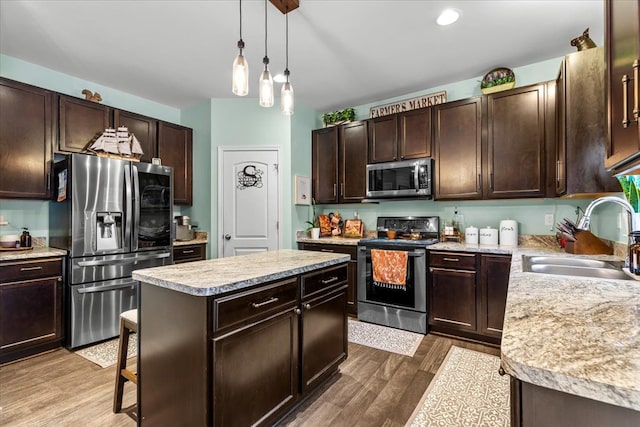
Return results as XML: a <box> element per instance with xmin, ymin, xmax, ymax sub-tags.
<box><xmin>238</xmin><ymin>0</ymin><xmax>244</xmax><ymax>50</ymax></box>
<box><xmin>284</xmin><ymin>6</ymin><xmax>289</xmax><ymax>80</ymax></box>
<box><xmin>263</xmin><ymin>0</ymin><xmax>269</xmax><ymax>65</ymax></box>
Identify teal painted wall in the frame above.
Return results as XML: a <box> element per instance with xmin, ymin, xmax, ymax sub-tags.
<box><xmin>181</xmin><ymin>100</ymin><xmax>213</xmax><ymax>257</ymax></box>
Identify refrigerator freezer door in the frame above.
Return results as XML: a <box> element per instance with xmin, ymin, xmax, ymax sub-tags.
<box><xmin>132</xmin><ymin>162</ymin><xmax>173</xmax><ymax>251</ymax></box>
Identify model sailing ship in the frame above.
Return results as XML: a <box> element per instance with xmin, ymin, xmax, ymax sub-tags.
<box><xmin>88</xmin><ymin>126</ymin><xmax>144</xmax><ymax>161</ymax></box>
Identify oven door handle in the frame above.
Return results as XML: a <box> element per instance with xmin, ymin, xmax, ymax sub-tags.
<box><xmin>361</xmin><ymin>251</ymin><xmax>425</xmax><ymax>258</ymax></box>
<box><xmin>76</xmin><ymin>281</ymin><xmax>137</xmax><ymax>294</ymax></box>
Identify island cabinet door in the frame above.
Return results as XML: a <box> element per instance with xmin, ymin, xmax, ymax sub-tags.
<box><xmin>300</xmin><ymin>281</ymin><xmax>348</xmax><ymax>393</ymax></box>
<box><xmin>212</xmin><ymin>308</ymin><xmax>299</xmax><ymax>427</ymax></box>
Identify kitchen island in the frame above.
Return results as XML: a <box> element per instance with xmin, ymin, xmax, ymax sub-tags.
<box><xmin>132</xmin><ymin>249</ymin><xmax>350</xmax><ymax>426</ymax></box>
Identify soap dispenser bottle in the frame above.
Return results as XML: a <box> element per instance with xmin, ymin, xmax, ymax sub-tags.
<box><xmin>20</xmin><ymin>228</ymin><xmax>32</xmax><ymax>248</ymax></box>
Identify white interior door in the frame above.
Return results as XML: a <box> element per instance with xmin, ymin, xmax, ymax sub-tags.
<box><xmin>218</xmin><ymin>147</ymin><xmax>280</xmax><ymax>257</ymax></box>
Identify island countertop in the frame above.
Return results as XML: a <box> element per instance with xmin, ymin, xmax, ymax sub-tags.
<box><xmin>132</xmin><ymin>249</ymin><xmax>350</xmax><ymax>297</ymax></box>
<box><xmin>501</xmin><ymin>248</ymin><xmax>640</xmax><ymax>412</ymax></box>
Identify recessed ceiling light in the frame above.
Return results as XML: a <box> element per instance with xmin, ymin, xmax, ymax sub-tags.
<box><xmin>273</xmin><ymin>73</ymin><xmax>287</xmax><ymax>83</ymax></box>
<box><xmin>437</xmin><ymin>9</ymin><xmax>460</xmax><ymax>26</ymax></box>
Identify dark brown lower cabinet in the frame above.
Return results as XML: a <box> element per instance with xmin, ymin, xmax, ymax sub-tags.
<box><xmin>173</xmin><ymin>243</ymin><xmax>207</xmax><ymax>264</ymax></box>
<box><xmin>214</xmin><ymin>309</ymin><xmax>299</xmax><ymax>427</ymax></box>
<box><xmin>297</xmin><ymin>242</ymin><xmax>357</xmax><ymax>316</ymax></box>
<box><xmin>428</xmin><ymin>251</ymin><xmax>510</xmax><ymax>345</ymax></box>
<box><xmin>140</xmin><ymin>262</ymin><xmax>348</xmax><ymax>426</ymax></box>
<box><xmin>511</xmin><ymin>377</ymin><xmax>640</xmax><ymax>426</ymax></box>
<box><xmin>0</xmin><ymin>257</ymin><xmax>64</xmax><ymax>364</ymax></box>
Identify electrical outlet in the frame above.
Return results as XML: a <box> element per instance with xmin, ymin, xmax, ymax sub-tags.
<box><xmin>544</xmin><ymin>213</ymin><xmax>554</xmax><ymax>226</ymax></box>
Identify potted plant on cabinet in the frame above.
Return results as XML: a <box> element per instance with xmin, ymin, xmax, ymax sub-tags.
<box><xmin>322</xmin><ymin>107</ymin><xmax>356</xmax><ymax>127</ymax></box>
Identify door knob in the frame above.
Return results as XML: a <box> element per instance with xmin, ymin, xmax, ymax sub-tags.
<box><xmin>224</xmin><ymin>234</ymin><xmax>231</xmax><ymax>240</ymax></box>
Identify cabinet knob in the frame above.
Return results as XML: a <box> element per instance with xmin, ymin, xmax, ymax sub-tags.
<box><xmin>293</xmin><ymin>308</ymin><xmax>301</xmax><ymax>315</ymax></box>
<box><xmin>304</xmin><ymin>303</ymin><xmax>311</xmax><ymax>310</ymax></box>
<box><xmin>498</xmin><ymin>366</ymin><xmax>506</xmax><ymax>376</ymax></box>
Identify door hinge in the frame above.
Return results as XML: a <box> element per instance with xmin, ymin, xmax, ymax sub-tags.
<box><xmin>276</xmin><ymin>221</ymin><xmax>279</xmax><ymax>230</ymax></box>
<box><xmin>273</xmin><ymin>163</ymin><xmax>279</xmax><ymax>172</ymax></box>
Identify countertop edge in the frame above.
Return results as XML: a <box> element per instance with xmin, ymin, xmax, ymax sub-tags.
<box><xmin>0</xmin><ymin>247</ymin><xmax>67</xmax><ymax>261</ymax></box>
<box><xmin>134</xmin><ymin>251</ymin><xmax>350</xmax><ymax>297</ymax></box>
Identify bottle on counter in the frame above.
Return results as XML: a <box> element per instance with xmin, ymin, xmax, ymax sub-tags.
<box><xmin>20</xmin><ymin>228</ymin><xmax>32</xmax><ymax>248</ymax></box>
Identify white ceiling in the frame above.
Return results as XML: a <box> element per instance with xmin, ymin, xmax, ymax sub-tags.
<box><xmin>0</xmin><ymin>0</ymin><xmax>605</xmax><ymax>113</ymax></box>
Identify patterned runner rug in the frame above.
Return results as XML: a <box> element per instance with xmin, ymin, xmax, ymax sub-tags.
<box><xmin>73</xmin><ymin>334</ymin><xmax>137</xmax><ymax>368</ymax></box>
<box><xmin>405</xmin><ymin>346</ymin><xmax>510</xmax><ymax>427</ymax></box>
<box><xmin>347</xmin><ymin>319</ymin><xmax>423</xmax><ymax>357</ymax></box>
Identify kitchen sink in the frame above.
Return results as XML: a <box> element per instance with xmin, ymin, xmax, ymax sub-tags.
<box><xmin>521</xmin><ymin>255</ymin><xmax>633</xmax><ymax>281</ymax></box>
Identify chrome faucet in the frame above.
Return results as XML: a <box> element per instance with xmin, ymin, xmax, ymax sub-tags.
<box><xmin>576</xmin><ymin>196</ymin><xmax>638</xmax><ymax>231</ymax></box>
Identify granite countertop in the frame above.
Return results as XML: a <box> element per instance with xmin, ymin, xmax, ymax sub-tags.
<box><xmin>500</xmin><ymin>247</ymin><xmax>640</xmax><ymax>411</ymax></box>
<box><xmin>173</xmin><ymin>231</ymin><xmax>208</xmax><ymax>247</ymax></box>
<box><xmin>133</xmin><ymin>249</ymin><xmax>350</xmax><ymax>297</ymax></box>
<box><xmin>0</xmin><ymin>247</ymin><xmax>67</xmax><ymax>262</ymax></box>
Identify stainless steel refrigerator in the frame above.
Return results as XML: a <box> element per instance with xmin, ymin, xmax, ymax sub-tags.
<box><xmin>49</xmin><ymin>153</ymin><xmax>174</xmax><ymax>348</ymax></box>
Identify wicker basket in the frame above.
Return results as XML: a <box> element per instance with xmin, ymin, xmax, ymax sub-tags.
<box><xmin>481</xmin><ymin>81</ymin><xmax>516</xmax><ymax>95</ymax></box>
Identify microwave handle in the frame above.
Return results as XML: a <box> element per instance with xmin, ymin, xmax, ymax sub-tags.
<box><xmin>414</xmin><ymin>165</ymin><xmax>420</xmax><ymax>192</ymax></box>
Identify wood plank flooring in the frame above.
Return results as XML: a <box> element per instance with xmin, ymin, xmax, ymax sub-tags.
<box><xmin>0</xmin><ymin>333</ymin><xmax>498</xmax><ymax>426</ymax></box>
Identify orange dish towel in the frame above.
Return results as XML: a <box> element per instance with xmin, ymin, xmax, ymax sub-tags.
<box><xmin>371</xmin><ymin>249</ymin><xmax>408</xmax><ymax>289</ymax></box>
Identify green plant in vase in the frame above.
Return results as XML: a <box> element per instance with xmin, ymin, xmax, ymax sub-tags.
<box><xmin>305</xmin><ymin>198</ymin><xmax>320</xmax><ymax>239</ymax></box>
<box><xmin>322</xmin><ymin>107</ymin><xmax>356</xmax><ymax>127</ymax></box>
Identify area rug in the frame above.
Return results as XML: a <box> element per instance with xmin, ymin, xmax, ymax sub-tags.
<box><xmin>74</xmin><ymin>333</ymin><xmax>137</xmax><ymax>368</ymax></box>
<box><xmin>347</xmin><ymin>319</ymin><xmax>423</xmax><ymax>357</ymax></box>
<box><xmin>405</xmin><ymin>346</ymin><xmax>509</xmax><ymax>427</ymax></box>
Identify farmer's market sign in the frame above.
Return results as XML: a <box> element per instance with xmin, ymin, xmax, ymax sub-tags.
<box><xmin>369</xmin><ymin>91</ymin><xmax>447</xmax><ymax>118</ymax></box>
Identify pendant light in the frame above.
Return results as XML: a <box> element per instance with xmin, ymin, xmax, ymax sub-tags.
<box><xmin>232</xmin><ymin>0</ymin><xmax>249</xmax><ymax>96</ymax></box>
<box><xmin>259</xmin><ymin>0</ymin><xmax>274</xmax><ymax>107</ymax></box>
<box><xmin>281</xmin><ymin>6</ymin><xmax>294</xmax><ymax>115</ymax></box>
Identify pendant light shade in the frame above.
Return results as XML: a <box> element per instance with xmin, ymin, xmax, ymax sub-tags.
<box><xmin>259</xmin><ymin>0</ymin><xmax>274</xmax><ymax>107</ymax></box>
<box><xmin>280</xmin><ymin>8</ymin><xmax>294</xmax><ymax>115</ymax></box>
<box><xmin>232</xmin><ymin>0</ymin><xmax>248</xmax><ymax>96</ymax></box>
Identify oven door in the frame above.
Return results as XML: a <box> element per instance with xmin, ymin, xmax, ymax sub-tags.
<box><xmin>357</xmin><ymin>245</ymin><xmax>427</xmax><ymax>311</ymax></box>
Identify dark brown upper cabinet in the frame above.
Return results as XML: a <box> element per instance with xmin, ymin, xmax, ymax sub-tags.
<box><xmin>58</xmin><ymin>94</ymin><xmax>111</xmax><ymax>153</ymax></box>
<box><xmin>158</xmin><ymin>121</ymin><xmax>193</xmax><ymax>206</ymax></box>
<box><xmin>0</xmin><ymin>78</ymin><xmax>53</xmax><ymax>199</ymax></box>
<box><xmin>556</xmin><ymin>47</ymin><xmax>620</xmax><ymax>196</ymax></box>
<box><xmin>113</xmin><ymin>109</ymin><xmax>157</xmax><ymax>163</ymax></box>
<box><xmin>368</xmin><ymin>115</ymin><xmax>398</xmax><ymax>163</ymax></box>
<box><xmin>604</xmin><ymin>0</ymin><xmax>640</xmax><ymax>174</ymax></box>
<box><xmin>434</xmin><ymin>97</ymin><xmax>484</xmax><ymax>200</ymax></box>
<box><xmin>312</xmin><ymin>121</ymin><xmax>368</xmax><ymax>204</ymax></box>
<box><xmin>399</xmin><ymin>108</ymin><xmax>432</xmax><ymax>160</ymax></box>
<box><xmin>368</xmin><ymin>108</ymin><xmax>432</xmax><ymax>163</ymax></box>
<box><xmin>486</xmin><ymin>83</ymin><xmax>548</xmax><ymax>199</ymax></box>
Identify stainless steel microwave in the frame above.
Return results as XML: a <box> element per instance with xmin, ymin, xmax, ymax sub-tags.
<box><xmin>366</xmin><ymin>158</ymin><xmax>432</xmax><ymax>199</ymax></box>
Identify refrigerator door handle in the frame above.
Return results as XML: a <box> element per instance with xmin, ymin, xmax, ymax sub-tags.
<box><xmin>76</xmin><ymin>281</ymin><xmax>137</xmax><ymax>294</ymax></box>
<box><xmin>77</xmin><ymin>252</ymin><xmax>171</xmax><ymax>267</ymax></box>
<box><xmin>124</xmin><ymin>163</ymin><xmax>133</xmax><ymax>252</ymax></box>
<box><xmin>132</xmin><ymin>164</ymin><xmax>140</xmax><ymax>251</ymax></box>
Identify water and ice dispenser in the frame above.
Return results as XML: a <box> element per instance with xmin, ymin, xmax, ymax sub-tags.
<box><xmin>96</xmin><ymin>212</ymin><xmax>122</xmax><ymax>250</ymax></box>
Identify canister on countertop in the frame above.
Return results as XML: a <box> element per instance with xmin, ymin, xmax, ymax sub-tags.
<box><xmin>465</xmin><ymin>226</ymin><xmax>479</xmax><ymax>244</ymax></box>
<box><xmin>479</xmin><ymin>226</ymin><xmax>498</xmax><ymax>245</ymax></box>
<box><xmin>20</xmin><ymin>228</ymin><xmax>32</xmax><ymax>248</ymax></box>
<box><xmin>499</xmin><ymin>220</ymin><xmax>518</xmax><ymax>246</ymax></box>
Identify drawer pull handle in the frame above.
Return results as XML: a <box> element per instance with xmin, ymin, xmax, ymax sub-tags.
<box><xmin>320</xmin><ymin>249</ymin><xmax>335</xmax><ymax>253</ymax></box>
<box><xmin>20</xmin><ymin>266</ymin><xmax>43</xmax><ymax>271</ymax></box>
<box><xmin>181</xmin><ymin>250</ymin><xmax>195</xmax><ymax>254</ymax></box>
<box><xmin>321</xmin><ymin>276</ymin><xmax>339</xmax><ymax>285</ymax></box>
<box><xmin>443</xmin><ymin>258</ymin><xmax>459</xmax><ymax>262</ymax></box>
<box><xmin>251</xmin><ymin>297</ymin><xmax>279</xmax><ymax>308</ymax></box>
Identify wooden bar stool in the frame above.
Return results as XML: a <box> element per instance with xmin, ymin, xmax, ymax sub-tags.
<box><xmin>113</xmin><ymin>308</ymin><xmax>138</xmax><ymax>413</ymax></box>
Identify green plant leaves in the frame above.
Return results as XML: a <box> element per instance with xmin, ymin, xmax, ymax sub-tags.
<box><xmin>617</xmin><ymin>176</ymin><xmax>640</xmax><ymax>213</ymax></box>
<box><xmin>323</xmin><ymin>107</ymin><xmax>356</xmax><ymax>125</ymax></box>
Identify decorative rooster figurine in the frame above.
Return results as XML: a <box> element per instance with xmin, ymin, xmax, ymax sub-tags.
<box><xmin>81</xmin><ymin>89</ymin><xmax>102</xmax><ymax>103</ymax></box>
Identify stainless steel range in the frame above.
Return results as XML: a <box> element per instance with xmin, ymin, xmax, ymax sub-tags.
<box><xmin>357</xmin><ymin>216</ymin><xmax>439</xmax><ymax>334</ymax></box>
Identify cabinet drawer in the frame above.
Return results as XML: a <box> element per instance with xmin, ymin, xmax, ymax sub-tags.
<box><xmin>429</xmin><ymin>251</ymin><xmax>477</xmax><ymax>270</ymax></box>
<box><xmin>301</xmin><ymin>264</ymin><xmax>348</xmax><ymax>299</ymax></box>
<box><xmin>213</xmin><ymin>278</ymin><xmax>298</xmax><ymax>332</ymax></box>
<box><xmin>0</xmin><ymin>258</ymin><xmax>63</xmax><ymax>284</ymax></box>
<box><xmin>299</xmin><ymin>243</ymin><xmax>357</xmax><ymax>259</ymax></box>
<box><xmin>173</xmin><ymin>244</ymin><xmax>205</xmax><ymax>263</ymax></box>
